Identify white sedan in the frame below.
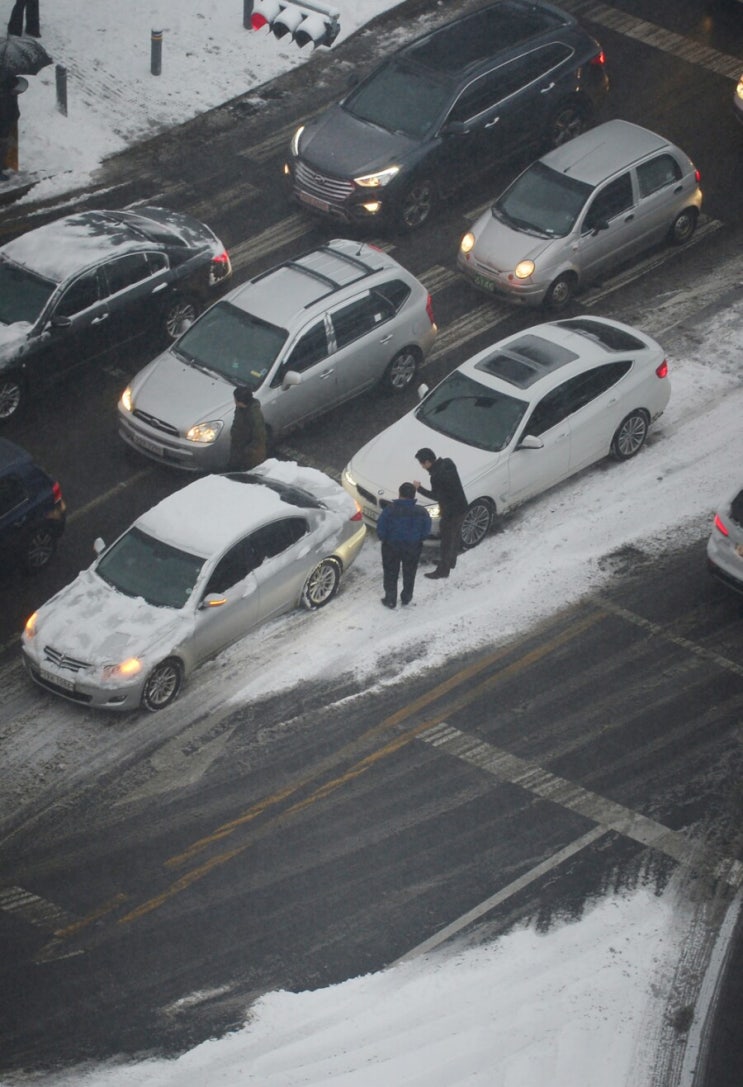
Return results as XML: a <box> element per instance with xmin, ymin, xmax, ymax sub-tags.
<box><xmin>22</xmin><ymin>462</ymin><xmax>366</xmax><ymax>712</ymax></box>
<box><xmin>342</xmin><ymin>316</ymin><xmax>670</xmax><ymax>548</ymax></box>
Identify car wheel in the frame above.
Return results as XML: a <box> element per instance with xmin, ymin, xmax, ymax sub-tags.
<box><xmin>397</xmin><ymin>178</ymin><xmax>435</xmax><ymax>231</ymax></box>
<box><xmin>460</xmin><ymin>499</ymin><xmax>494</xmax><ymax>550</ymax></box>
<box><xmin>543</xmin><ymin>273</ymin><xmax>577</xmax><ymax>311</ymax></box>
<box><xmin>0</xmin><ymin>374</ymin><xmax>24</xmax><ymax>421</ymax></box>
<box><xmin>383</xmin><ymin>348</ymin><xmax>419</xmax><ymax>392</ymax></box>
<box><xmin>611</xmin><ymin>410</ymin><xmax>649</xmax><ymax>461</ymax></box>
<box><xmin>668</xmin><ymin>207</ymin><xmax>697</xmax><ymax>246</ymax></box>
<box><xmin>301</xmin><ymin>557</ymin><xmax>341</xmax><ymax>609</ymax></box>
<box><xmin>141</xmin><ymin>658</ymin><xmax>183</xmax><ymax>711</ymax></box>
<box><xmin>546</xmin><ymin>102</ymin><xmax>588</xmax><ymax>148</ymax></box>
<box><xmin>163</xmin><ymin>295</ymin><xmax>199</xmax><ymax>341</ymax></box>
<box><xmin>24</xmin><ymin>526</ymin><xmax>58</xmax><ymax>573</ymax></box>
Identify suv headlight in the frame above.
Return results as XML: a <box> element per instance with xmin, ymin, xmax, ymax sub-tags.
<box><xmin>354</xmin><ymin>166</ymin><xmax>400</xmax><ymax>189</ymax></box>
<box><xmin>186</xmin><ymin>420</ymin><xmax>224</xmax><ymax>444</ymax></box>
<box><xmin>290</xmin><ymin>125</ymin><xmax>305</xmax><ymax>157</ymax></box>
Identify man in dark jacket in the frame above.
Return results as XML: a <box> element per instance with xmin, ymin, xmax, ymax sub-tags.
<box><xmin>0</xmin><ymin>75</ymin><xmax>21</xmax><ymax>181</ymax></box>
<box><xmin>376</xmin><ymin>482</ymin><xmax>432</xmax><ymax>608</ymax></box>
<box><xmin>227</xmin><ymin>385</ymin><xmax>267</xmax><ymax>471</ymax></box>
<box><xmin>413</xmin><ymin>447</ymin><xmax>468</xmax><ymax>580</ymax></box>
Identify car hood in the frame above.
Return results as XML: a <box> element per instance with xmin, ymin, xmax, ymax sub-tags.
<box><xmin>471</xmin><ymin>211</ymin><xmax>557</xmax><ymax>268</ymax></box>
<box><xmin>131</xmin><ymin>350</ymin><xmax>234</xmax><ymax>428</ymax></box>
<box><xmin>33</xmin><ymin>568</ymin><xmax>192</xmax><ymax>668</ymax></box>
<box><xmin>348</xmin><ymin>411</ymin><xmax>503</xmax><ymax>504</ymax></box>
<box><xmin>301</xmin><ymin>105</ymin><xmax>417</xmax><ymax>178</ymax></box>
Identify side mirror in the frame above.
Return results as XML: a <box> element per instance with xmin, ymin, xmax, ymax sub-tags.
<box><xmin>440</xmin><ymin>119</ymin><xmax>469</xmax><ymax>138</ymax></box>
<box><xmin>50</xmin><ymin>315</ymin><xmax>72</xmax><ymax>330</ymax></box>
<box><xmin>282</xmin><ymin>370</ymin><xmax>302</xmax><ymax>390</ymax></box>
<box><xmin>199</xmin><ymin>593</ymin><xmax>226</xmax><ymax>610</ymax></box>
<box><xmin>518</xmin><ymin>434</ymin><xmax>544</xmax><ymax>451</ymax></box>
<box><xmin>587</xmin><ymin>219</ymin><xmax>609</xmax><ymax>236</ymax></box>
<box><xmin>93</xmin><ymin>537</ymin><xmax>106</xmax><ymax>555</ymax></box>
<box><xmin>417</xmin><ymin>382</ymin><xmax>429</xmax><ymax>401</ymax></box>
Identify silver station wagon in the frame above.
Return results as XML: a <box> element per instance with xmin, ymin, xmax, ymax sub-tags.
<box><xmin>458</xmin><ymin>120</ymin><xmax>702</xmax><ymax>309</ymax></box>
<box><xmin>118</xmin><ymin>239</ymin><xmax>437</xmax><ymax>471</ymax></box>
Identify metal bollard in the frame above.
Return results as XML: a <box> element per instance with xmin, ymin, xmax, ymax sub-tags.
<box><xmin>243</xmin><ymin>0</ymin><xmax>254</xmax><ymax>28</ymax></box>
<box><xmin>55</xmin><ymin>63</ymin><xmax>67</xmax><ymax>116</ymax></box>
<box><xmin>151</xmin><ymin>29</ymin><xmax>163</xmax><ymax>76</ymax></box>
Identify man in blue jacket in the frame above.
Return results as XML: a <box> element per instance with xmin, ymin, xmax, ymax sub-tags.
<box><xmin>376</xmin><ymin>482</ymin><xmax>432</xmax><ymax>609</ymax></box>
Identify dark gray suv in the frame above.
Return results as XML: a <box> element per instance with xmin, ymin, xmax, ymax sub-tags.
<box><xmin>285</xmin><ymin>0</ymin><xmax>609</xmax><ymax>231</ymax></box>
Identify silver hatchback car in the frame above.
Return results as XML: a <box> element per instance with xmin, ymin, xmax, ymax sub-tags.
<box><xmin>458</xmin><ymin>120</ymin><xmax>702</xmax><ymax>309</ymax></box>
<box><xmin>118</xmin><ymin>239</ymin><xmax>437</xmax><ymax>471</ymax></box>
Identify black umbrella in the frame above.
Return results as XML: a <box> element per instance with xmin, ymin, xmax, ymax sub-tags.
<box><xmin>0</xmin><ymin>34</ymin><xmax>51</xmax><ymax>79</ymax></box>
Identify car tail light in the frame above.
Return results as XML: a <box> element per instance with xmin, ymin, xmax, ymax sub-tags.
<box><xmin>425</xmin><ymin>293</ymin><xmax>436</xmax><ymax>327</ymax></box>
<box><xmin>350</xmin><ymin>503</ymin><xmax>363</xmax><ymax>522</ymax></box>
<box><xmin>52</xmin><ymin>480</ymin><xmax>63</xmax><ymax>504</ymax></box>
<box><xmin>656</xmin><ymin>359</ymin><xmax>668</xmax><ymax>378</ymax></box>
<box><xmin>589</xmin><ymin>50</ymin><xmax>606</xmax><ymax>67</ymax></box>
<box><xmin>210</xmin><ymin>250</ymin><xmax>232</xmax><ymax>283</ymax></box>
<box><xmin>694</xmin><ymin>168</ymin><xmax>701</xmax><ymax>184</ymax></box>
<box><xmin>713</xmin><ymin>513</ymin><xmax>729</xmax><ymax>537</ymax></box>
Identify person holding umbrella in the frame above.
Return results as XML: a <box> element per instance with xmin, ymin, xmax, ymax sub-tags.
<box><xmin>7</xmin><ymin>1</ymin><xmax>40</xmax><ymax>38</ymax></box>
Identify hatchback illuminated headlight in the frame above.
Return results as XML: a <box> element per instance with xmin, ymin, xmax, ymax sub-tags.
<box><xmin>120</xmin><ymin>387</ymin><xmax>133</xmax><ymax>413</ymax></box>
<box><xmin>102</xmin><ymin>658</ymin><xmax>143</xmax><ymax>682</ymax></box>
<box><xmin>514</xmin><ymin>260</ymin><xmax>535</xmax><ymax>280</ymax></box>
<box><xmin>290</xmin><ymin>125</ymin><xmax>305</xmax><ymax>157</ymax></box>
<box><xmin>186</xmin><ymin>420</ymin><xmax>224</xmax><ymax>444</ymax></box>
<box><xmin>460</xmin><ymin>232</ymin><xmax>475</xmax><ymax>255</ymax></box>
<box><xmin>736</xmin><ymin>77</ymin><xmax>743</xmax><ymax>102</ymax></box>
<box><xmin>354</xmin><ymin>166</ymin><xmax>400</xmax><ymax>188</ymax></box>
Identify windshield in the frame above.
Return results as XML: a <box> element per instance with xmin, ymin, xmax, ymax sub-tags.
<box><xmin>96</xmin><ymin>526</ymin><xmax>205</xmax><ymax>609</ymax></box>
<box><xmin>0</xmin><ymin>258</ymin><xmax>57</xmax><ymax>326</ymax></box>
<box><xmin>174</xmin><ymin>300</ymin><xmax>287</xmax><ymax>388</ymax></box>
<box><xmin>344</xmin><ymin>59</ymin><xmax>451</xmax><ymax>141</ymax></box>
<box><xmin>416</xmin><ymin>370</ymin><xmax>528</xmax><ymax>453</ymax></box>
<box><xmin>493</xmin><ymin>162</ymin><xmax>593</xmax><ymax>238</ymax></box>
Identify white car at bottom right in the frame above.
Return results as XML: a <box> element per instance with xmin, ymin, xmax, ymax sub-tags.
<box><xmin>342</xmin><ymin>315</ymin><xmax>670</xmax><ymax>549</ymax></box>
<box><xmin>707</xmin><ymin>486</ymin><xmax>743</xmax><ymax>596</ymax></box>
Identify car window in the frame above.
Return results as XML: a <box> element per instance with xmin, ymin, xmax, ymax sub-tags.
<box><xmin>0</xmin><ymin>258</ymin><xmax>57</xmax><ymax>325</ymax></box>
<box><xmin>0</xmin><ymin>473</ymin><xmax>27</xmax><ymax>518</ymax></box>
<box><xmin>55</xmin><ymin>269</ymin><xmax>103</xmax><ymax>318</ymax></box>
<box><xmin>526</xmin><ymin>386</ymin><xmax>571</xmax><ymax>435</ymax></box>
<box><xmin>146</xmin><ymin>251</ymin><xmax>169</xmax><ymax>275</ymax></box>
<box><xmin>330</xmin><ymin>293</ymin><xmax>395</xmax><ymax>350</ymax></box>
<box><xmin>416</xmin><ymin>369</ymin><xmax>528</xmax><ymax>452</ymax></box>
<box><xmin>96</xmin><ymin>526</ymin><xmax>205</xmax><ymax>609</ymax></box>
<box><xmin>206</xmin><ymin>539</ymin><xmax>260</xmax><ymax>594</ymax></box>
<box><xmin>636</xmin><ymin>154</ymin><xmax>682</xmax><ymax>198</ymax></box>
<box><xmin>174</xmin><ymin>301</ymin><xmax>287</xmax><ymax>389</ymax></box>
<box><xmin>559</xmin><ymin>362</ymin><xmax>633</xmax><ymax>414</ymax></box>
<box><xmin>104</xmin><ymin>252</ymin><xmax>153</xmax><ymax>296</ymax></box>
<box><xmin>343</xmin><ymin>58</ymin><xmax>452</xmax><ymax>141</ymax></box>
<box><xmin>249</xmin><ymin>518</ymin><xmax>308</xmax><ymax>562</ymax></box>
<box><xmin>282</xmin><ymin>320</ymin><xmax>329</xmax><ymax>376</ymax></box>
<box><xmin>584</xmin><ymin>174</ymin><xmax>634</xmax><ymax>230</ymax></box>
<box><xmin>495</xmin><ymin>161</ymin><xmax>592</xmax><ymax>238</ymax></box>
<box><xmin>373</xmin><ymin>279</ymin><xmax>411</xmax><ymax>312</ymax></box>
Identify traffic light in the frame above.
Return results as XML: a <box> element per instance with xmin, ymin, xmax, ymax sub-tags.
<box><xmin>250</xmin><ymin>0</ymin><xmax>340</xmax><ymax>48</ymax></box>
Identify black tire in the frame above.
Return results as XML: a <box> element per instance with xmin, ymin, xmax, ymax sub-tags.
<box><xmin>668</xmin><ymin>207</ymin><xmax>697</xmax><ymax>246</ymax></box>
<box><xmin>0</xmin><ymin>373</ymin><xmax>25</xmax><ymax>421</ymax></box>
<box><xmin>396</xmin><ymin>178</ymin><xmax>435</xmax><ymax>231</ymax></box>
<box><xmin>24</xmin><ymin>526</ymin><xmax>58</xmax><ymax>573</ymax></box>
<box><xmin>611</xmin><ymin>410</ymin><xmax>649</xmax><ymax>461</ymax></box>
<box><xmin>546</xmin><ymin>101</ymin><xmax>588</xmax><ymax>149</ymax></box>
<box><xmin>383</xmin><ymin>348</ymin><xmax>419</xmax><ymax>393</ymax></box>
<box><xmin>460</xmin><ymin>499</ymin><xmax>494</xmax><ymax>550</ymax></box>
<box><xmin>163</xmin><ymin>295</ymin><xmax>199</xmax><ymax>341</ymax></box>
<box><xmin>543</xmin><ymin>273</ymin><xmax>577</xmax><ymax>311</ymax></box>
<box><xmin>141</xmin><ymin>657</ymin><xmax>183</xmax><ymax>711</ymax></box>
<box><xmin>301</xmin><ymin>557</ymin><xmax>341</xmax><ymax>609</ymax></box>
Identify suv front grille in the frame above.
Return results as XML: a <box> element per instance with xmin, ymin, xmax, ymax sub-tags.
<box><xmin>295</xmin><ymin>159</ymin><xmax>354</xmax><ymax>204</ymax></box>
<box><xmin>132</xmin><ymin>409</ymin><xmax>180</xmax><ymax>438</ymax></box>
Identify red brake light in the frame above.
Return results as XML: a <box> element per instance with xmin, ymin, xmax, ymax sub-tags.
<box><xmin>656</xmin><ymin>359</ymin><xmax>668</xmax><ymax>378</ymax></box>
<box><xmin>212</xmin><ymin>251</ymin><xmax>230</xmax><ymax>266</ymax></box>
<box><xmin>714</xmin><ymin>513</ymin><xmax>729</xmax><ymax>537</ymax></box>
<box><xmin>589</xmin><ymin>50</ymin><xmax>606</xmax><ymax>67</ymax></box>
<box><xmin>350</xmin><ymin>503</ymin><xmax>363</xmax><ymax>522</ymax></box>
<box><xmin>52</xmin><ymin>480</ymin><xmax>63</xmax><ymax>503</ymax></box>
<box><xmin>425</xmin><ymin>293</ymin><xmax>436</xmax><ymax>327</ymax></box>
<box><xmin>694</xmin><ymin>168</ymin><xmax>701</xmax><ymax>184</ymax></box>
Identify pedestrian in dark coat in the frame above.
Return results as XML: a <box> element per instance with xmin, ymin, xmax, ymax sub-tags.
<box><xmin>7</xmin><ymin>0</ymin><xmax>40</xmax><ymax>36</ymax></box>
<box><xmin>376</xmin><ymin>481</ymin><xmax>432</xmax><ymax>608</ymax></box>
<box><xmin>227</xmin><ymin>385</ymin><xmax>267</xmax><ymax>471</ymax></box>
<box><xmin>413</xmin><ymin>447</ymin><xmax>468</xmax><ymax>579</ymax></box>
<box><xmin>0</xmin><ymin>75</ymin><xmax>20</xmax><ymax>180</ymax></box>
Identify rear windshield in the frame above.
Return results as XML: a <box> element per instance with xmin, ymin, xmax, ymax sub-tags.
<box><xmin>416</xmin><ymin>370</ymin><xmax>527</xmax><ymax>452</ymax></box>
<box><xmin>344</xmin><ymin>59</ymin><xmax>452</xmax><ymax>141</ymax></box>
<box><xmin>226</xmin><ymin>473</ymin><xmax>324</xmax><ymax>510</ymax></box>
<box><xmin>494</xmin><ymin>161</ymin><xmax>592</xmax><ymax>238</ymax></box>
<box><xmin>0</xmin><ymin>257</ymin><xmax>56</xmax><ymax>326</ymax></box>
<box><xmin>557</xmin><ymin>318</ymin><xmax>646</xmax><ymax>352</ymax></box>
<box><xmin>173</xmin><ymin>300</ymin><xmax>287</xmax><ymax>388</ymax></box>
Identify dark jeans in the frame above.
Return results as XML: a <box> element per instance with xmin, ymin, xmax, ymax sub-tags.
<box><xmin>438</xmin><ymin>510</ymin><xmax>466</xmax><ymax>573</ymax></box>
<box><xmin>381</xmin><ymin>541</ymin><xmax>422</xmax><ymax>604</ymax></box>
<box><xmin>8</xmin><ymin>0</ymin><xmax>40</xmax><ymax>35</ymax></box>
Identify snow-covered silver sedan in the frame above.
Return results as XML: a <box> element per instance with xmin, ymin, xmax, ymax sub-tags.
<box><xmin>342</xmin><ymin>316</ymin><xmax>670</xmax><ymax>548</ymax></box>
<box><xmin>707</xmin><ymin>485</ymin><xmax>743</xmax><ymax>596</ymax></box>
<box><xmin>22</xmin><ymin>462</ymin><xmax>366</xmax><ymax>712</ymax></box>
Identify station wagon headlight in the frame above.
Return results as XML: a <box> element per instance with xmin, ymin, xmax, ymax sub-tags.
<box><xmin>514</xmin><ymin>260</ymin><xmax>535</xmax><ymax>280</ymax></box>
<box><xmin>120</xmin><ymin>386</ymin><xmax>133</xmax><ymax>413</ymax></box>
<box><xmin>290</xmin><ymin>124</ymin><xmax>304</xmax><ymax>157</ymax></box>
<box><xmin>460</xmin><ymin>232</ymin><xmax>475</xmax><ymax>254</ymax></box>
<box><xmin>102</xmin><ymin>658</ymin><xmax>143</xmax><ymax>682</ymax></box>
<box><xmin>354</xmin><ymin>166</ymin><xmax>400</xmax><ymax>188</ymax></box>
<box><xmin>186</xmin><ymin>420</ymin><xmax>224</xmax><ymax>444</ymax></box>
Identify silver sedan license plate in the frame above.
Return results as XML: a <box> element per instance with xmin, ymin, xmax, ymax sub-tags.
<box><xmin>40</xmin><ymin>667</ymin><xmax>75</xmax><ymax>692</ymax></box>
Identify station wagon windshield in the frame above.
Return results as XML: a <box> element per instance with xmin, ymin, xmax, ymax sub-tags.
<box><xmin>0</xmin><ymin>259</ymin><xmax>57</xmax><ymax>326</ymax></box>
<box><xmin>96</xmin><ymin>526</ymin><xmax>205</xmax><ymax>609</ymax></box>
<box><xmin>494</xmin><ymin>161</ymin><xmax>592</xmax><ymax>238</ymax></box>
<box><xmin>174</xmin><ymin>301</ymin><xmax>287</xmax><ymax>388</ymax></box>
<box><xmin>344</xmin><ymin>59</ymin><xmax>451</xmax><ymax>140</ymax></box>
<box><xmin>416</xmin><ymin>371</ymin><xmax>527</xmax><ymax>452</ymax></box>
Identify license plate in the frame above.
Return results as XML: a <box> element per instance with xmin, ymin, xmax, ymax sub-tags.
<box><xmin>363</xmin><ymin>505</ymin><xmax>379</xmax><ymax>523</ymax></box>
<box><xmin>298</xmin><ymin>190</ymin><xmax>330</xmax><ymax>213</ymax></box>
<box><xmin>133</xmin><ymin>432</ymin><xmax>164</xmax><ymax>457</ymax></box>
<box><xmin>40</xmin><ymin>667</ymin><xmax>75</xmax><ymax>692</ymax></box>
<box><xmin>474</xmin><ymin>273</ymin><xmax>497</xmax><ymax>292</ymax></box>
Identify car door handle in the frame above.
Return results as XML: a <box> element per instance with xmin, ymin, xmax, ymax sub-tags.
<box><xmin>484</xmin><ymin>116</ymin><xmax>500</xmax><ymax>128</ymax></box>
<box><xmin>624</xmin><ymin>213</ymin><xmax>635</xmax><ymax>222</ymax></box>
<box><xmin>379</xmin><ymin>334</ymin><xmax>393</xmax><ymax>344</ymax></box>
<box><xmin>320</xmin><ymin>369</ymin><xmax>335</xmax><ymax>379</ymax></box>
<box><xmin>152</xmin><ymin>282</ymin><xmax>168</xmax><ymax>294</ymax></box>
<box><xmin>539</xmin><ymin>82</ymin><xmax>555</xmax><ymax>94</ymax></box>
<box><xmin>91</xmin><ymin>313</ymin><xmax>109</xmax><ymax>324</ymax></box>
